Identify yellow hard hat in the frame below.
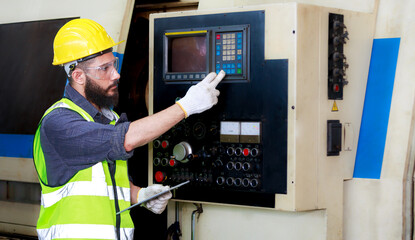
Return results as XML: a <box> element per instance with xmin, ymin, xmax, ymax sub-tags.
<box><xmin>52</xmin><ymin>18</ymin><xmax>124</xmax><ymax>65</ymax></box>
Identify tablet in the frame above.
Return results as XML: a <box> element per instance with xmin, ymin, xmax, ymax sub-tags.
<box><xmin>117</xmin><ymin>180</ymin><xmax>190</xmax><ymax>215</ymax></box>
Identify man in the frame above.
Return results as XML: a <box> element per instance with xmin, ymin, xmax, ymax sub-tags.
<box><xmin>33</xmin><ymin>19</ymin><xmax>225</xmax><ymax>240</ymax></box>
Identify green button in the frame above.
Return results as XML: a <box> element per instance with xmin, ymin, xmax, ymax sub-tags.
<box><xmin>237</xmin><ymin>69</ymin><xmax>242</xmax><ymax>74</ymax></box>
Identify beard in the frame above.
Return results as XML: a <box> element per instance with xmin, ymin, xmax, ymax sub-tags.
<box><xmin>84</xmin><ymin>76</ymin><xmax>119</xmax><ymax>109</ymax></box>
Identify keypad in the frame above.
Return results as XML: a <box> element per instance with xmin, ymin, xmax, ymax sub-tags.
<box><xmin>215</xmin><ymin>32</ymin><xmax>243</xmax><ymax>75</ymax></box>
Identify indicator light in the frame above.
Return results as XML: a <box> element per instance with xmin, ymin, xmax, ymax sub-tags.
<box><xmin>333</xmin><ymin>84</ymin><xmax>340</xmax><ymax>92</ymax></box>
<box><xmin>169</xmin><ymin>159</ymin><xmax>177</xmax><ymax>167</ymax></box>
<box><xmin>243</xmin><ymin>148</ymin><xmax>250</xmax><ymax>157</ymax></box>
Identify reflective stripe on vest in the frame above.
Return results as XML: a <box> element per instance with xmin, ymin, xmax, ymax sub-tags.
<box><xmin>41</xmin><ymin>162</ymin><xmax>130</xmax><ymax>208</ymax></box>
<box><xmin>37</xmin><ymin>224</ymin><xmax>133</xmax><ymax>240</ymax></box>
<box><xmin>33</xmin><ymin>98</ymin><xmax>134</xmax><ymax>240</ymax></box>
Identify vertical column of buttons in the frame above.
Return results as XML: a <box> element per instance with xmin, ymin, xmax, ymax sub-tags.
<box><xmin>236</xmin><ymin>32</ymin><xmax>243</xmax><ymax>74</ymax></box>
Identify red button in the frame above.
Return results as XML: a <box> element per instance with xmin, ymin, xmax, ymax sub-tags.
<box><xmin>243</xmin><ymin>148</ymin><xmax>250</xmax><ymax>157</ymax></box>
<box><xmin>333</xmin><ymin>84</ymin><xmax>340</xmax><ymax>92</ymax></box>
<box><xmin>155</xmin><ymin>171</ymin><xmax>166</xmax><ymax>183</ymax></box>
<box><xmin>161</xmin><ymin>140</ymin><xmax>169</xmax><ymax>149</ymax></box>
<box><xmin>216</xmin><ymin>34</ymin><xmax>221</xmax><ymax>40</ymax></box>
<box><xmin>169</xmin><ymin>159</ymin><xmax>176</xmax><ymax>167</ymax></box>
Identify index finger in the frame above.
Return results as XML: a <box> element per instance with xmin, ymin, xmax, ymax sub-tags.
<box><xmin>210</xmin><ymin>70</ymin><xmax>226</xmax><ymax>88</ymax></box>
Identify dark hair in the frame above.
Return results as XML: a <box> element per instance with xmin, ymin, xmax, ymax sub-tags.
<box><xmin>65</xmin><ymin>47</ymin><xmax>112</xmax><ymax>84</ymax></box>
<box><xmin>66</xmin><ymin>57</ymin><xmax>97</xmax><ymax>85</ymax></box>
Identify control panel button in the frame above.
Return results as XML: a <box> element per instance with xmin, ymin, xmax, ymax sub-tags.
<box><xmin>161</xmin><ymin>140</ymin><xmax>169</xmax><ymax>149</ymax></box>
<box><xmin>169</xmin><ymin>159</ymin><xmax>177</xmax><ymax>167</ymax></box>
<box><xmin>155</xmin><ymin>171</ymin><xmax>166</xmax><ymax>183</ymax></box>
<box><xmin>243</xmin><ymin>148</ymin><xmax>250</xmax><ymax>157</ymax></box>
<box><xmin>250</xmin><ymin>148</ymin><xmax>260</xmax><ymax>157</ymax></box>
<box><xmin>216</xmin><ymin>176</ymin><xmax>225</xmax><ymax>186</ymax></box>
<box><xmin>153</xmin><ymin>140</ymin><xmax>161</xmax><ymax>148</ymax></box>
<box><xmin>153</xmin><ymin>158</ymin><xmax>161</xmax><ymax>166</ymax></box>
<box><xmin>161</xmin><ymin>158</ymin><xmax>169</xmax><ymax>166</ymax></box>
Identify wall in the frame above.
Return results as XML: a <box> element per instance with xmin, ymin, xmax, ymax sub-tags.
<box><xmin>0</xmin><ymin>0</ymin><xmax>134</xmax><ymax>53</ymax></box>
<box><xmin>344</xmin><ymin>0</ymin><xmax>415</xmax><ymax>239</ymax></box>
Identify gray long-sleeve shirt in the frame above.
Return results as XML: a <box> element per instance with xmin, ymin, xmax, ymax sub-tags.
<box><xmin>40</xmin><ymin>84</ymin><xmax>133</xmax><ymax>187</ymax></box>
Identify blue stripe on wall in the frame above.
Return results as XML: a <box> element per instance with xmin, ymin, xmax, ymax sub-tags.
<box><xmin>113</xmin><ymin>52</ymin><xmax>124</xmax><ymax>72</ymax></box>
<box><xmin>0</xmin><ymin>134</ymin><xmax>34</xmax><ymax>158</ymax></box>
<box><xmin>353</xmin><ymin>38</ymin><xmax>400</xmax><ymax>179</ymax></box>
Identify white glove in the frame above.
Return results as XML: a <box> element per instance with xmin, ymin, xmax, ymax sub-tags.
<box><xmin>176</xmin><ymin>70</ymin><xmax>226</xmax><ymax>118</ymax></box>
<box><xmin>137</xmin><ymin>184</ymin><xmax>172</xmax><ymax>214</ymax></box>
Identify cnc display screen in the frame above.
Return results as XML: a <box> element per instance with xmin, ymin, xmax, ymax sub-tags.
<box><xmin>168</xmin><ymin>36</ymin><xmax>207</xmax><ymax>72</ymax></box>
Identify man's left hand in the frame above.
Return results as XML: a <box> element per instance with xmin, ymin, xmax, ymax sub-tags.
<box><xmin>137</xmin><ymin>185</ymin><xmax>172</xmax><ymax>214</ymax></box>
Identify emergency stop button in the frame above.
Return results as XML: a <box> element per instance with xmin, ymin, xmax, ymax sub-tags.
<box><xmin>155</xmin><ymin>171</ymin><xmax>166</xmax><ymax>183</ymax></box>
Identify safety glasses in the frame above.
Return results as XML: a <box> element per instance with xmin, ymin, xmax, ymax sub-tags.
<box><xmin>83</xmin><ymin>57</ymin><xmax>119</xmax><ymax>80</ymax></box>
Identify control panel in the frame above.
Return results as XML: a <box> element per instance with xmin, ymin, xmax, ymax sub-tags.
<box><xmin>152</xmin><ymin>11</ymin><xmax>287</xmax><ymax>208</ymax></box>
<box><xmin>163</xmin><ymin>25</ymin><xmax>249</xmax><ymax>83</ymax></box>
<box><xmin>153</xmin><ymin>121</ymin><xmax>263</xmax><ymax>191</ymax></box>
<box><xmin>328</xmin><ymin>13</ymin><xmax>349</xmax><ymax>99</ymax></box>
<box><xmin>214</xmin><ymin>27</ymin><xmax>248</xmax><ymax>78</ymax></box>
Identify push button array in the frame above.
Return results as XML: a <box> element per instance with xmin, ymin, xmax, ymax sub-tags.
<box><xmin>215</xmin><ymin>31</ymin><xmax>243</xmax><ymax>75</ymax></box>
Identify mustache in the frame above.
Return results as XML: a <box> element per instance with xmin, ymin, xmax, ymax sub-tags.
<box><xmin>106</xmin><ymin>83</ymin><xmax>118</xmax><ymax>91</ymax></box>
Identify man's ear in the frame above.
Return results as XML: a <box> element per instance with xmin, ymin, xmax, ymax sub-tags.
<box><xmin>71</xmin><ymin>68</ymin><xmax>85</xmax><ymax>85</ymax></box>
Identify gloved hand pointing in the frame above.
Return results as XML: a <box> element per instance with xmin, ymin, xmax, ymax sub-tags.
<box><xmin>137</xmin><ymin>184</ymin><xmax>172</xmax><ymax>214</ymax></box>
<box><xmin>176</xmin><ymin>70</ymin><xmax>226</xmax><ymax>118</ymax></box>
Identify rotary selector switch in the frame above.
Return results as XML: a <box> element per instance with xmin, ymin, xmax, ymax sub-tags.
<box><xmin>173</xmin><ymin>141</ymin><xmax>192</xmax><ymax>163</ymax></box>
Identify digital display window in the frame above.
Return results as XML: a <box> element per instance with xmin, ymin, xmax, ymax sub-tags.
<box><xmin>168</xmin><ymin>36</ymin><xmax>207</xmax><ymax>72</ymax></box>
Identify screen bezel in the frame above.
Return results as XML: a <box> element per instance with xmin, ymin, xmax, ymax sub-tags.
<box><xmin>163</xmin><ymin>29</ymin><xmax>210</xmax><ymax>83</ymax></box>
<box><xmin>162</xmin><ymin>25</ymin><xmax>250</xmax><ymax>84</ymax></box>
<box><xmin>211</xmin><ymin>25</ymin><xmax>250</xmax><ymax>83</ymax></box>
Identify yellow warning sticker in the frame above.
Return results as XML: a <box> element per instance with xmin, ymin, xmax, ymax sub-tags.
<box><xmin>332</xmin><ymin>101</ymin><xmax>339</xmax><ymax>112</ymax></box>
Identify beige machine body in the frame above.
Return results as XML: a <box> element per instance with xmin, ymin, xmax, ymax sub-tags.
<box><xmin>149</xmin><ymin>2</ymin><xmax>375</xmax><ymax>239</ymax></box>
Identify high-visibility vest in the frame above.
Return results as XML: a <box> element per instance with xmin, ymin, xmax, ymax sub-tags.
<box><xmin>33</xmin><ymin>98</ymin><xmax>134</xmax><ymax>240</ymax></box>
